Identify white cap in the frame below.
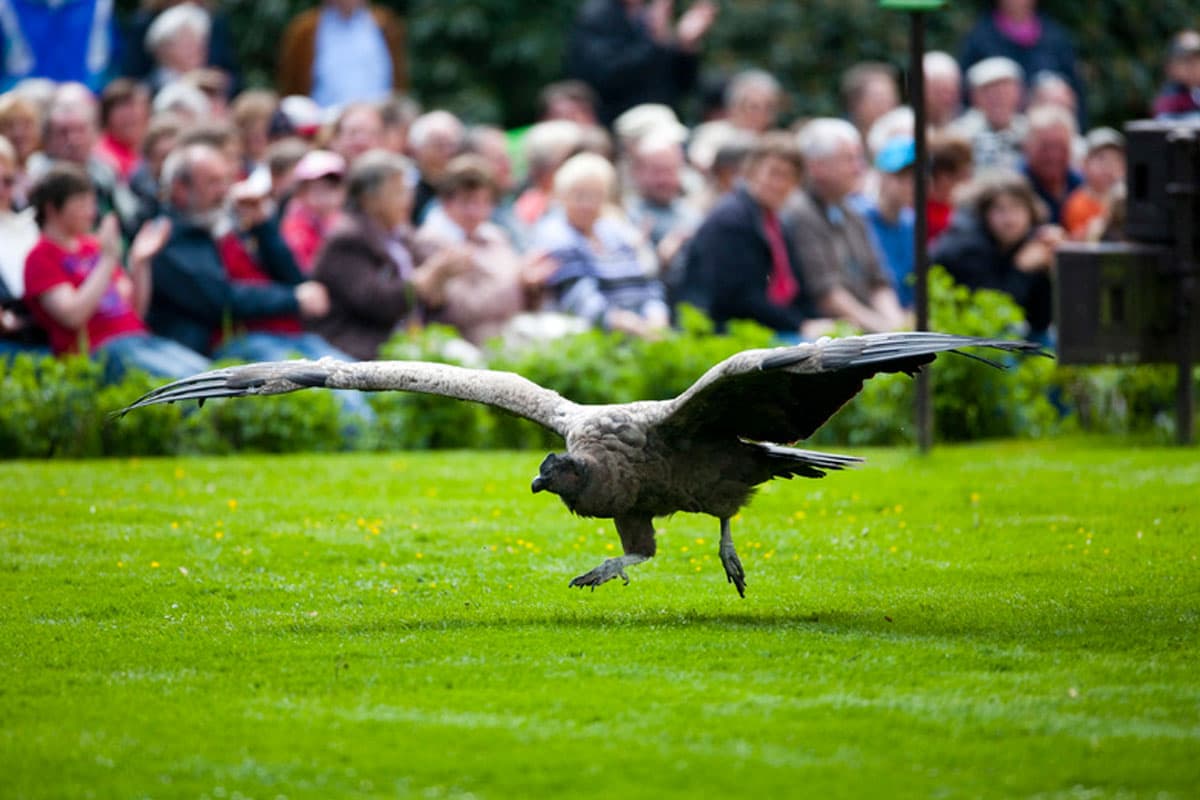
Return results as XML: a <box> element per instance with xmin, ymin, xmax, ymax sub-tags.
<box><xmin>967</xmin><ymin>57</ymin><xmax>1024</xmax><ymax>89</ymax></box>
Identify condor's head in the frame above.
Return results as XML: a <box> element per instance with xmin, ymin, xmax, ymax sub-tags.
<box><xmin>530</xmin><ymin>452</ymin><xmax>590</xmax><ymax>507</ymax></box>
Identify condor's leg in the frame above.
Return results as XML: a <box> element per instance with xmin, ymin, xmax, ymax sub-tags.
<box><xmin>569</xmin><ymin>515</ymin><xmax>656</xmax><ymax>590</ymax></box>
<box><xmin>719</xmin><ymin>517</ymin><xmax>746</xmax><ymax>598</ymax></box>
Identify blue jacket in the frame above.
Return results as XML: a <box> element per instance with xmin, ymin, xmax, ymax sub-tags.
<box><xmin>147</xmin><ymin>215</ymin><xmax>301</xmax><ymax>356</ymax></box>
<box><xmin>0</xmin><ymin>0</ymin><xmax>120</xmax><ymax>92</ymax></box>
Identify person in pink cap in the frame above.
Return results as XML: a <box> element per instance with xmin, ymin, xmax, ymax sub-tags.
<box><xmin>280</xmin><ymin>149</ymin><xmax>347</xmax><ymax>273</ymax></box>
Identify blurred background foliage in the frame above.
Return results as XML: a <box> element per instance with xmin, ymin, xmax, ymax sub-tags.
<box><xmin>160</xmin><ymin>0</ymin><xmax>1200</xmax><ymax>129</ymax></box>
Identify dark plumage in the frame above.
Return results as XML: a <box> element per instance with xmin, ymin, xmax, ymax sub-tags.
<box><xmin>120</xmin><ymin>332</ymin><xmax>1044</xmax><ymax>596</ymax></box>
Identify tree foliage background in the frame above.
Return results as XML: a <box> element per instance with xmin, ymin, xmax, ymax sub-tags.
<box><xmin>195</xmin><ymin>0</ymin><xmax>1200</xmax><ymax>129</ymax></box>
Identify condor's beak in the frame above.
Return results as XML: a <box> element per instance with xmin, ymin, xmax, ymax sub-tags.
<box><xmin>531</xmin><ymin>475</ymin><xmax>547</xmax><ymax>493</ymax></box>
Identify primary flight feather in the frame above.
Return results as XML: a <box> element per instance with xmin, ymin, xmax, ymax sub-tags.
<box><xmin>120</xmin><ymin>332</ymin><xmax>1043</xmax><ymax>596</ymax></box>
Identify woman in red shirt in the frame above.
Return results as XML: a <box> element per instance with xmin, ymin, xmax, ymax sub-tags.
<box><xmin>22</xmin><ymin>163</ymin><xmax>210</xmax><ymax>381</ymax></box>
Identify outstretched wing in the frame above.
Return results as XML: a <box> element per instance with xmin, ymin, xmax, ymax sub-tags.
<box><xmin>654</xmin><ymin>332</ymin><xmax>1047</xmax><ymax>444</ymax></box>
<box><xmin>118</xmin><ymin>358</ymin><xmax>581</xmax><ymax>437</ymax></box>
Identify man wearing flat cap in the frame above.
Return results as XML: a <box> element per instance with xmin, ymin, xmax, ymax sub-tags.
<box><xmin>948</xmin><ymin>56</ymin><xmax>1028</xmax><ymax>171</ymax></box>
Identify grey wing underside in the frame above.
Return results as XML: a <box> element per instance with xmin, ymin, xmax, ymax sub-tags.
<box><xmin>654</xmin><ymin>332</ymin><xmax>1048</xmax><ymax>444</ymax></box>
<box><xmin>118</xmin><ymin>358</ymin><xmax>580</xmax><ymax>437</ymax></box>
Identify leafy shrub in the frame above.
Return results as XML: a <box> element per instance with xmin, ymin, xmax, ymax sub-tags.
<box><xmin>3</xmin><ymin>271</ymin><xmax>1196</xmax><ymax>459</ymax></box>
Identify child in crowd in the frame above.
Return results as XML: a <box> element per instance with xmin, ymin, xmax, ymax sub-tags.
<box><xmin>1061</xmin><ymin>127</ymin><xmax>1125</xmax><ymax>241</ymax></box>
<box><xmin>22</xmin><ymin>163</ymin><xmax>210</xmax><ymax>381</ymax></box>
<box><xmin>1153</xmin><ymin>30</ymin><xmax>1200</xmax><ymax>120</ymax></box>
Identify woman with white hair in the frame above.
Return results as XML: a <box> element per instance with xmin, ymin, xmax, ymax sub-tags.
<box><xmin>530</xmin><ymin>152</ymin><xmax>669</xmax><ymax>338</ymax></box>
<box><xmin>143</xmin><ymin>2</ymin><xmax>212</xmax><ymax>93</ymax></box>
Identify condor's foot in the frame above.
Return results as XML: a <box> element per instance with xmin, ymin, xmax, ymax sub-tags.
<box><xmin>568</xmin><ymin>555</ymin><xmax>648</xmax><ymax>590</ymax></box>
<box><xmin>719</xmin><ymin>517</ymin><xmax>746</xmax><ymax>598</ymax></box>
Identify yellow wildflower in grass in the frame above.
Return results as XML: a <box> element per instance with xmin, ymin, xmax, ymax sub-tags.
<box><xmin>150</xmin><ymin>561</ymin><xmax>160</xmax><ymax>568</ymax></box>
<box><xmin>227</xmin><ymin>499</ymin><xmax>238</xmax><ymax>511</ymax></box>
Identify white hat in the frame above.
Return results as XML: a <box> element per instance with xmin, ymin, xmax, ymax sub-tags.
<box><xmin>967</xmin><ymin>57</ymin><xmax>1024</xmax><ymax>89</ymax></box>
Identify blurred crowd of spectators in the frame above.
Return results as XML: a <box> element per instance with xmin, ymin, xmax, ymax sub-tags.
<box><xmin>1</xmin><ymin>0</ymin><xmax>1198</xmax><ymax>414</ymax></box>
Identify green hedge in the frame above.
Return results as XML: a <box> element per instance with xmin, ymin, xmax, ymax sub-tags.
<box><xmin>4</xmin><ymin>268</ymin><xmax>1196</xmax><ymax>459</ymax></box>
<box><xmin>208</xmin><ymin>0</ymin><xmax>1196</xmax><ymax>129</ymax></box>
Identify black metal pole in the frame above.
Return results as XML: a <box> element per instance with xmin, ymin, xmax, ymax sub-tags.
<box><xmin>1168</xmin><ymin>129</ymin><xmax>1197</xmax><ymax>445</ymax></box>
<box><xmin>910</xmin><ymin>11</ymin><xmax>933</xmax><ymax>452</ymax></box>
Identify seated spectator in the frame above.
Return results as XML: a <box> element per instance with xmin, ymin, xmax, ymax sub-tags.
<box><xmin>0</xmin><ymin>0</ymin><xmax>118</xmax><ymax>92</ymax></box>
<box><xmin>725</xmin><ymin>69</ymin><xmax>784</xmax><ymax>134</ymax></box>
<box><xmin>925</xmin><ymin>51</ymin><xmax>963</xmax><ymax>131</ymax></box>
<box><xmin>1062</xmin><ymin>127</ymin><xmax>1125</xmax><ymax>242</ymax></box>
<box><xmin>538</xmin><ymin>80</ymin><xmax>599</xmax><ymax>126</ymax></box>
<box><xmin>127</xmin><ymin>113</ymin><xmax>183</xmax><ymax>231</ymax></box>
<box><xmin>784</xmin><ymin>118</ymin><xmax>908</xmax><ymax>333</ymax></box>
<box><xmin>531</xmin><ymin>152</ymin><xmax>668</xmax><ymax>338</ymax></box>
<box><xmin>416</xmin><ymin>155</ymin><xmax>553</xmax><ymax>345</ymax></box>
<box><xmin>462</xmin><ymin>124</ymin><xmax>526</xmax><ymax>249</ymax></box>
<box><xmin>1029</xmin><ymin>70</ymin><xmax>1078</xmax><ymax>117</ymax></box>
<box><xmin>277</xmin><ymin>0</ymin><xmax>408</xmax><ymax>108</ymax></box>
<box><xmin>21</xmin><ymin>163</ymin><xmax>210</xmax><ymax>380</ymax></box>
<box><xmin>862</xmin><ymin>105</ymin><xmax>914</xmax><ymax>203</ymax></box>
<box><xmin>230</xmin><ymin>89</ymin><xmax>279</xmax><ymax>174</ymax></box>
<box><xmin>181</xmin><ymin>67</ymin><xmax>231</xmax><ymax>119</ymax></box>
<box><xmin>624</xmin><ymin>130</ymin><xmax>702</xmax><ymax>288</ymax></box>
<box><xmin>408</xmin><ymin>110</ymin><xmax>465</xmax><ymax>225</ymax></box>
<box><xmin>926</xmin><ymin>130</ymin><xmax>974</xmax><ymax>243</ymax></box>
<box><xmin>142</xmin><ymin>2</ymin><xmax>213</xmax><ymax>95</ymax></box>
<box><xmin>149</xmin><ymin>78</ymin><xmax>211</xmax><ymax>123</ymax></box>
<box><xmin>1021</xmin><ymin>104</ymin><xmax>1081</xmax><ymax>226</ymax></box>
<box><xmin>689</xmin><ymin>128</ymin><xmax>755</xmax><ymax>212</ymax></box>
<box><xmin>264</xmin><ymin>136</ymin><xmax>310</xmax><ymax>212</ymax></box>
<box><xmin>94</xmin><ymin>79</ymin><xmax>150</xmax><ymax>183</ymax></box>
<box><xmin>1153</xmin><ymin>30</ymin><xmax>1200</xmax><ymax>121</ymax></box>
<box><xmin>0</xmin><ymin>134</ymin><xmax>45</xmax><ymax>358</ymax></box>
<box><xmin>34</xmin><ymin>85</ymin><xmax>140</xmax><ymax>235</ymax></box>
<box><xmin>280</xmin><ymin>149</ymin><xmax>346</xmax><ymax>273</ymax></box>
<box><xmin>861</xmin><ymin>136</ymin><xmax>916</xmax><ymax>309</ymax></box>
<box><xmin>147</xmin><ymin>142</ymin><xmax>330</xmax><ymax>359</ymax></box>
<box><xmin>514</xmin><ymin>119</ymin><xmax>583</xmax><ymax>228</ymax></box>
<box><xmin>328</xmin><ymin>102</ymin><xmax>386</xmax><ymax>165</ymax></box>
<box><xmin>949</xmin><ymin>56</ymin><xmax>1028</xmax><ymax>171</ymax></box>
<box><xmin>379</xmin><ymin>93</ymin><xmax>421</xmax><ymax>154</ymax></box>
<box><xmin>841</xmin><ymin>62</ymin><xmax>901</xmax><ymax>144</ymax></box>
<box><xmin>0</xmin><ymin>92</ymin><xmax>42</xmax><ymax>208</ymax></box>
<box><xmin>930</xmin><ymin>168</ymin><xmax>1060</xmax><ymax>340</ymax></box>
<box><xmin>960</xmin><ymin>0</ymin><xmax>1085</xmax><ymax>126</ymax></box>
<box><xmin>310</xmin><ymin>150</ymin><xmax>468</xmax><ymax>360</ymax></box>
<box><xmin>565</xmin><ymin>0</ymin><xmax>717</xmax><ymax>127</ymax></box>
<box><xmin>683</xmin><ymin>132</ymin><xmax>831</xmax><ymax>339</ymax></box>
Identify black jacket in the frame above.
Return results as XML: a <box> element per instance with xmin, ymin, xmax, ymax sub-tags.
<box><xmin>681</xmin><ymin>186</ymin><xmax>811</xmax><ymax>333</ymax></box>
<box><xmin>147</xmin><ymin>214</ymin><xmax>300</xmax><ymax>355</ymax></box>
<box><xmin>565</xmin><ymin>0</ymin><xmax>700</xmax><ymax>126</ymax></box>
<box><xmin>930</xmin><ymin>212</ymin><xmax>1052</xmax><ymax>334</ymax></box>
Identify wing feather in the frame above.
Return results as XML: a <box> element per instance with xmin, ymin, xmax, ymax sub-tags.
<box><xmin>656</xmin><ymin>332</ymin><xmax>1046</xmax><ymax>444</ymax></box>
<box><xmin>119</xmin><ymin>358</ymin><xmax>580</xmax><ymax>437</ymax></box>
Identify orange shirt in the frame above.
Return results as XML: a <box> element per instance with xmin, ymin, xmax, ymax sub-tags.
<box><xmin>1062</xmin><ymin>187</ymin><xmax>1107</xmax><ymax>240</ymax></box>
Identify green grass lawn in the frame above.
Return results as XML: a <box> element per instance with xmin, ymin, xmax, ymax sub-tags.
<box><xmin>1</xmin><ymin>441</ymin><xmax>1198</xmax><ymax>799</ymax></box>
